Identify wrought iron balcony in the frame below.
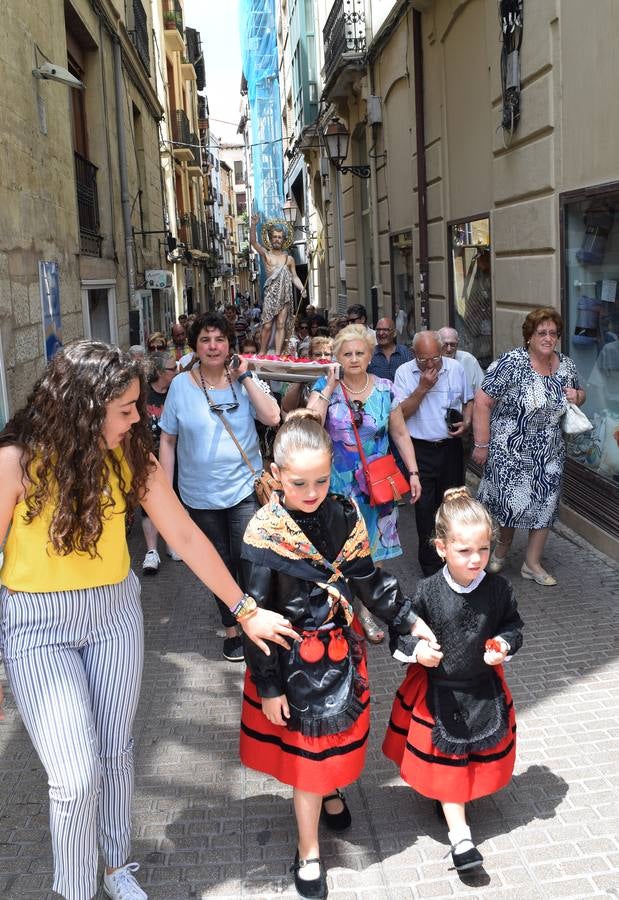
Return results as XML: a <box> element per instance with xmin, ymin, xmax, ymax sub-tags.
<box><xmin>185</xmin><ymin>27</ymin><xmax>205</xmax><ymax>91</ymax></box>
<box><xmin>128</xmin><ymin>0</ymin><xmax>150</xmax><ymax>73</ymax></box>
<box><xmin>323</xmin><ymin>0</ymin><xmax>366</xmax><ymax>87</ymax></box>
<box><xmin>163</xmin><ymin>0</ymin><xmax>183</xmax><ymax>35</ymax></box>
<box><xmin>172</xmin><ymin>110</ymin><xmax>195</xmax><ymax>161</ymax></box>
<box><xmin>74</xmin><ymin>151</ymin><xmax>102</xmax><ymax>257</ymax></box>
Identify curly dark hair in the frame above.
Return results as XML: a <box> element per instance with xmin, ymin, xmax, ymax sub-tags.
<box><xmin>0</xmin><ymin>340</ymin><xmax>155</xmax><ymax>557</ymax></box>
<box><xmin>187</xmin><ymin>312</ymin><xmax>234</xmax><ymax>350</ymax></box>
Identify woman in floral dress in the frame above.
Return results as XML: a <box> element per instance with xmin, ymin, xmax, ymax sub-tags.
<box><xmin>308</xmin><ymin>324</ymin><xmax>421</xmax><ymax>641</ymax></box>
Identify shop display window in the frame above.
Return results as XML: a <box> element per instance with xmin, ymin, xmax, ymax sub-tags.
<box><xmin>448</xmin><ymin>216</ymin><xmax>492</xmax><ymax>370</ymax></box>
<box><xmin>562</xmin><ymin>187</ymin><xmax>619</xmax><ymax>491</ymax></box>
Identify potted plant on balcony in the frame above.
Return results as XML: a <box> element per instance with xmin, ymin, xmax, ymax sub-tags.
<box><xmin>163</xmin><ymin>11</ymin><xmax>178</xmax><ymax>29</ymax></box>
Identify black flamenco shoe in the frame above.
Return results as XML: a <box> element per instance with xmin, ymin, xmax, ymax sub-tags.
<box><xmin>450</xmin><ymin>839</ymin><xmax>484</xmax><ymax>872</ymax></box>
<box><xmin>291</xmin><ymin>850</ymin><xmax>328</xmax><ymax>899</ymax></box>
<box><xmin>321</xmin><ymin>789</ymin><xmax>351</xmax><ymax>832</ymax></box>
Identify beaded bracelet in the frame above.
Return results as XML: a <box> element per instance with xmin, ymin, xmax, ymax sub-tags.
<box><xmin>232</xmin><ymin>593</ymin><xmax>258</xmax><ymax>621</ymax></box>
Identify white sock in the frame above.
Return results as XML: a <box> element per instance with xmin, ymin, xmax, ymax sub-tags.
<box><xmin>297</xmin><ymin>859</ymin><xmax>321</xmax><ymax>881</ymax></box>
<box><xmin>448</xmin><ymin>825</ymin><xmax>473</xmax><ymax>853</ymax></box>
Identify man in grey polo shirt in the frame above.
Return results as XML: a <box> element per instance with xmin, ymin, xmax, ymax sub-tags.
<box><xmin>395</xmin><ymin>330</ymin><xmax>473</xmax><ymax>575</ymax></box>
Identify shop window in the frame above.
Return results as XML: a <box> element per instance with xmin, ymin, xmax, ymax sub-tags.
<box><xmin>448</xmin><ymin>217</ymin><xmax>492</xmax><ymax>370</ymax></box>
<box><xmin>81</xmin><ymin>282</ymin><xmax>118</xmax><ymax>344</ymax></box>
<box><xmin>561</xmin><ymin>187</ymin><xmax>619</xmax><ymax>511</ymax></box>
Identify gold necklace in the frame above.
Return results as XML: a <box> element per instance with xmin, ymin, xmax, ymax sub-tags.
<box><xmin>342</xmin><ymin>373</ymin><xmax>370</xmax><ymax>394</ymax></box>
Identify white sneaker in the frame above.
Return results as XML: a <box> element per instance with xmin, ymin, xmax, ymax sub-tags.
<box><xmin>103</xmin><ymin>862</ymin><xmax>147</xmax><ymax>899</ymax></box>
<box><xmin>166</xmin><ymin>546</ymin><xmax>182</xmax><ymax>561</ymax></box>
<box><xmin>142</xmin><ymin>549</ymin><xmax>160</xmax><ymax>575</ymax></box>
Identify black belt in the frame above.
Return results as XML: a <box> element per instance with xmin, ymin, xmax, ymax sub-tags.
<box><xmin>412</xmin><ymin>437</ymin><xmax>450</xmax><ymax>446</ymax></box>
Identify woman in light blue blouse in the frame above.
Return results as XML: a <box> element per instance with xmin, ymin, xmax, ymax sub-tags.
<box><xmin>159</xmin><ymin>312</ymin><xmax>280</xmax><ymax>661</ymax></box>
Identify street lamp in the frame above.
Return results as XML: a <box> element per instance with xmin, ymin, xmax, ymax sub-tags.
<box><xmin>322</xmin><ymin>117</ymin><xmax>371</xmax><ymax>179</ymax></box>
<box><xmin>282</xmin><ymin>197</ymin><xmax>300</xmax><ymax>226</ymax></box>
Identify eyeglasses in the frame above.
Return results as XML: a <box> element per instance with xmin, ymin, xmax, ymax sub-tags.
<box><xmin>149</xmin><ymin>345</ymin><xmax>166</xmax><ymax>351</ymax></box>
<box><xmin>416</xmin><ymin>355</ymin><xmax>442</xmax><ymax>365</ymax></box>
<box><xmin>534</xmin><ymin>330</ymin><xmax>559</xmax><ymax>338</ymax></box>
<box><xmin>375</xmin><ymin>328</ymin><xmax>393</xmax><ymax>334</ymax></box>
<box><xmin>441</xmin><ymin>341</ymin><xmax>458</xmax><ymax>348</ymax></box>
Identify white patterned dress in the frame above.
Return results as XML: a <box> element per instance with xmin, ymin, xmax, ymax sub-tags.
<box><xmin>477</xmin><ymin>348</ymin><xmax>580</xmax><ymax>529</ymax></box>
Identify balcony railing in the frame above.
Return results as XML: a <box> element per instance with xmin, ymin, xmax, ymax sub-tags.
<box><xmin>188</xmin><ymin>132</ymin><xmax>200</xmax><ymax>166</ymax></box>
<box><xmin>173</xmin><ymin>109</ymin><xmax>190</xmax><ymax>145</ymax></box>
<box><xmin>163</xmin><ymin>0</ymin><xmax>183</xmax><ymax>35</ymax></box>
<box><xmin>323</xmin><ymin>0</ymin><xmax>366</xmax><ymax>84</ymax></box>
<box><xmin>185</xmin><ymin>27</ymin><xmax>205</xmax><ymax>91</ymax></box>
<box><xmin>74</xmin><ymin>151</ymin><xmax>102</xmax><ymax>257</ymax></box>
<box><xmin>190</xmin><ymin>214</ymin><xmax>201</xmax><ymax>250</ymax></box>
<box><xmin>128</xmin><ymin>0</ymin><xmax>150</xmax><ymax>73</ymax></box>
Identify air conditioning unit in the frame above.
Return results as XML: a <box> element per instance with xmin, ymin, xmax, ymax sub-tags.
<box><xmin>145</xmin><ymin>269</ymin><xmax>173</xmax><ymax>289</ymax></box>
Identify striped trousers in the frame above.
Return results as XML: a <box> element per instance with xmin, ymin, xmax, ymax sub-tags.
<box><xmin>0</xmin><ymin>571</ymin><xmax>144</xmax><ymax>900</ymax></box>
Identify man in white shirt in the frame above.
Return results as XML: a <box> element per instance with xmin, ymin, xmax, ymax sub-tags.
<box><xmin>395</xmin><ymin>331</ymin><xmax>473</xmax><ymax>575</ymax></box>
<box><xmin>438</xmin><ymin>326</ymin><xmax>485</xmax><ymax>394</ymax></box>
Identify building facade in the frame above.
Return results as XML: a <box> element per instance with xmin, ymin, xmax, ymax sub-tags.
<box><xmin>274</xmin><ymin>0</ymin><xmax>618</xmax><ymax>553</ymax></box>
<box><xmin>0</xmin><ymin>0</ymin><xmax>165</xmax><ymax>422</ymax></box>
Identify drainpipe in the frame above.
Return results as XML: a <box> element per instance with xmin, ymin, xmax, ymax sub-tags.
<box><xmin>112</xmin><ymin>36</ymin><xmax>137</xmax><ymax>310</ymax></box>
<box><xmin>368</xmin><ymin>60</ymin><xmax>383</xmax><ymax>318</ymax></box>
<box><xmin>412</xmin><ymin>8</ymin><xmax>429</xmax><ymax>330</ymax></box>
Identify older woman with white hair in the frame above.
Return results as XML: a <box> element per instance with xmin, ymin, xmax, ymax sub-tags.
<box><xmin>307</xmin><ymin>324</ymin><xmax>422</xmax><ymax>643</ymax></box>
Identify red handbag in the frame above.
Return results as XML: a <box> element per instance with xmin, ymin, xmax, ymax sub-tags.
<box><xmin>341</xmin><ymin>384</ymin><xmax>410</xmax><ymax>507</ymax></box>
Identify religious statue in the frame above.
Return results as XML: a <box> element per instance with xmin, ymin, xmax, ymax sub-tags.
<box><xmin>250</xmin><ymin>214</ymin><xmax>306</xmax><ymax>355</ymax></box>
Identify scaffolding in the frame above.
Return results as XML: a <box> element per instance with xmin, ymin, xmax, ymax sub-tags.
<box><xmin>239</xmin><ymin>0</ymin><xmax>284</xmax><ymax>219</ymax></box>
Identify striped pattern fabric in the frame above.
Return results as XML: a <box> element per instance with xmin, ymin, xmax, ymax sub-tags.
<box><xmin>0</xmin><ymin>572</ymin><xmax>144</xmax><ymax>900</ymax></box>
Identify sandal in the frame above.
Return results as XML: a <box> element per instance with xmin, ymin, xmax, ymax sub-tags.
<box><xmin>358</xmin><ymin>611</ymin><xmax>384</xmax><ymax>644</ymax></box>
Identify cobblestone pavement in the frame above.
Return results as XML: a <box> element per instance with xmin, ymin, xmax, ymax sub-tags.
<box><xmin>1</xmin><ymin>506</ymin><xmax>618</xmax><ymax>899</ymax></box>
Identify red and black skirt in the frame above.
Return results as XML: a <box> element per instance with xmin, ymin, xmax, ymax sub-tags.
<box><xmin>382</xmin><ymin>664</ymin><xmax>516</xmax><ymax>803</ymax></box>
<box><xmin>240</xmin><ymin>622</ymin><xmax>370</xmax><ymax>794</ymax></box>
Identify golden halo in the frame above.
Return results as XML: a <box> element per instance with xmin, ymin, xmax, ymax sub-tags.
<box><xmin>261</xmin><ymin>218</ymin><xmax>294</xmax><ymax>251</ymax></box>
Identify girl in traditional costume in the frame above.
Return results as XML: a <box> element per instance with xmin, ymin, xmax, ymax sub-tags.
<box><xmin>239</xmin><ymin>410</ymin><xmax>434</xmax><ymax>899</ymax></box>
<box><xmin>383</xmin><ymin>487</ymin><xmax>524</xmax><ymax>872</ymax></box>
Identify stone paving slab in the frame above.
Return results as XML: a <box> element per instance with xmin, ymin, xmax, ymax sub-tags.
<box><xmin>1</xmin><ymin>505</ymin><xmax>618</xmax><ymax>898</ymax></box>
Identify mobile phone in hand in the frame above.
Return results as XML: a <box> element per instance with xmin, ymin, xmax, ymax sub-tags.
<box><xmin>230</xmin><ymin>354</ymin><xmax>241</xmax><ymax>370</ymax></box>
<box><xmin>336</xmin><ymin>364</ymin><xmax>343</xmax><ymax>380</ymax></box>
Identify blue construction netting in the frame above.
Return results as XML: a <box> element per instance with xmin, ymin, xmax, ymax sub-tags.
<box><xmin>239</xmin><ymin>0</ymin><xmax>284</xmax><ymax>220</ymax></box>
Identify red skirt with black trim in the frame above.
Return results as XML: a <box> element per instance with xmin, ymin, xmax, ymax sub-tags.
<box><xmin>239</xmin><ymin>640</ymin><xmax>370</xmax><ymax>794</ymax></box>
<box><xmin>382</xmin><ymin>664</ymin><xmax>516</xmax><ymax>803</ymax></box>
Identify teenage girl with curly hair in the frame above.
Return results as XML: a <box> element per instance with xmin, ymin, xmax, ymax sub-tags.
<box><xmin>0</xmin><ymin>341</ymin><xmax>297</xmax><ymax>900</ymax></box>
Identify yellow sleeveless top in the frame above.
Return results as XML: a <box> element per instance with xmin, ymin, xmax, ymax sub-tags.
<box><xmin>1</xmin><ymin>448</ymin><xmax>132</xmax><ymax>592</ymax></box>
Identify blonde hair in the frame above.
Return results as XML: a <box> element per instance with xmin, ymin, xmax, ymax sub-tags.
<box><xmin>332</xmin><ymin>323</ymin><xmax>376</xmax><ymax>358</ymax></box>
<box><xmin>434</xmin><ymin>486</ymin><xmax>494</xmax><ymax>546</ymax></box>
<box><xmin>273</xmin><ymin>409</ymin><xmax>333</xmax><ymax>468</ymax></box>
<box><xmin>310</xmin><ymin>336</ymin><xmax>333</xmax><ymax>359</ymax></box>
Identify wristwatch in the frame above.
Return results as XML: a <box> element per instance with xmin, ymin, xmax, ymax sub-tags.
<box><xmin>238</xmin><ymin>371</ymin><xmax>252</xmax><ymax>383</ymax></box>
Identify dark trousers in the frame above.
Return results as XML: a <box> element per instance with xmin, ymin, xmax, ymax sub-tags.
<box><xmin>412</xmin><ymin>438</ymin><xmax>464</xmax><ymax>576</ymax></box>
<box><xmin>187</xmin><ymin>494</ymin><xmax>258</xmax><ymax>628</ymax></box>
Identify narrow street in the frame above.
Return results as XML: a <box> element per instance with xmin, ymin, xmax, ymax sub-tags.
<box><xmin>1</xmin><ymin>505</ymin><xmax>617</xmax><ymax>899</ymax></box>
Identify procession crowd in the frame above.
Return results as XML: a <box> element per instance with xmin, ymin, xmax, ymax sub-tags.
<box><xmin>0</xmin><ymin>290</ymin><xmax>586</xmax><ymax>899</ymax></box>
